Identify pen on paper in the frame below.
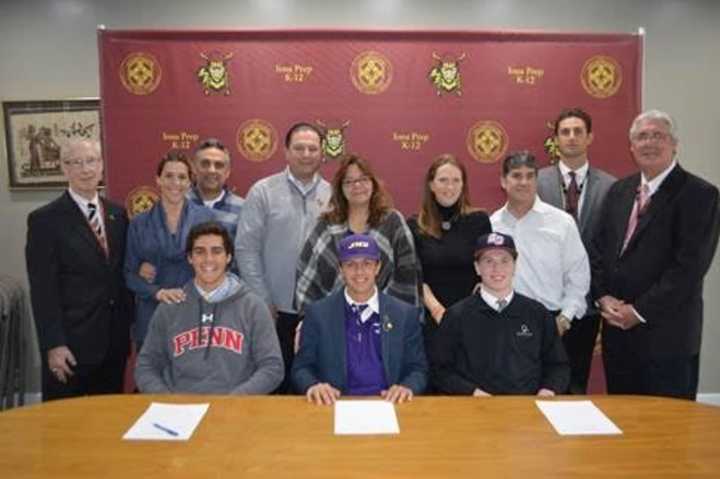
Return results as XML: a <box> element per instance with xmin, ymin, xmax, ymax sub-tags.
<box><xmin>152</xmin><ymin>422</ymin><xmax>179</xmax><ymax>436</ymax></box>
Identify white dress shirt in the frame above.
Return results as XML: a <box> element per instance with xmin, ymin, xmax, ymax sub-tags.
<box><xmin>480</xmin><ymin>287</ymin><xmax>515</xmax><ymax>313</ymax></box>
<box><xmin>491</xmin><ymin>196</ymin><xmax>590</xmax><ymax>320</ymax></box>
<box><xmin>202</xmin><ymin>189</ymin><xmax>227</xmax><ymax>209</ymax></box>
<box><xmin>68</xmin><ymin>187</ymin><xmax>106</xmax><ymax>233</ymax></box>
<box><xmin>642</xmin><ymin>159</ymin><xmax>677</xmax><ymax>197</ymax></box>
<box><xmin>344</xmin><ymin>287</ymin><xmax>380</xmax><ymax>323</ymax></box>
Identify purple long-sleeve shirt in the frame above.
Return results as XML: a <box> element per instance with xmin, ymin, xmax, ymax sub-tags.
<box><xmin>344</xmin><ymin>302</ymin><xmax>388</xmax><ymax>395</ymax></box>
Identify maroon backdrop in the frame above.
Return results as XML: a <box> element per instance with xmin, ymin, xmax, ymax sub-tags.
<box><xmin>98</xmin><ymin>29</ymin><xmax>642</xmax><ymax>215</ymax></box>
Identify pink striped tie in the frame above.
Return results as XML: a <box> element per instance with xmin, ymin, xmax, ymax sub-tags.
<box><xmin>621</xmin><ymin>184</ymin><xmax>650</xmax><ymax>254</ymax></box>
<box><xmin>88</xmin><ymin>202</ymin><xmax>109</xmax><ymax>256</ymax></box>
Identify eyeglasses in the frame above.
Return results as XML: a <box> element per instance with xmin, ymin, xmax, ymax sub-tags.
<box><xmin>342</xmin><ymin>176</ymin><xmax>371</xmax><ymax>187</ymax></box>
<box><xmin>633</xmin><ymin>131</ymin><xmax>668</xmax><ymax>143</ymax></box>
<box><xmin>63</xmin><ymin>157</ymin><xmax>100</xmax><ymax>169</ymax></box>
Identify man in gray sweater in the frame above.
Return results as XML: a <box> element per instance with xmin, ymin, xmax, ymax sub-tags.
<box><xmin>135</xmin><ymin>222</ymin><xmax>283</xmax><ymax>394</ymax></box>
<box><xmin>235</xmin><ymin>122</ymin><xmax>331</xmax><ymax>393</ymax></box>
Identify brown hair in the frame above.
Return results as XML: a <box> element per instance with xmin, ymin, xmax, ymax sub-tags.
<box><xmin>417</xmin><ymin>154</ymin><xmax>477</xmax><ymax>239</ymax></box>
<box><xmin>185</xmin><ymin>221</ymin><xmax>234</xmax><ymax>257</ymax></box>
<box><xmin>553</xmin><ymin>107</ymin><xmax>593</xmax><ymax>135</ymax></box>
<box><xmin>502</xmin><ymin>150</ymin><xmax>537</xmax><ymax>176</ymax></box>
<box><xmin>285</xmin><ymin>122</ymin><xmax>324</xmax><ymax>148</ymax></box>
<box><xmin>323</xmin><ymin>154</ymin><xmax>392</xmax><ymax>227</ymax></box>
<box><xmin>156</xmin><ymin>150</ymin><xmax>194</xmax><ymax>181</ymax></box>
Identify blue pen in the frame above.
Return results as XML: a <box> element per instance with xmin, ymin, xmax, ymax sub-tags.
<box><xmin>152</xmin><ymin>422</ymin><xmax>179</xmax><ymax>437</ymax></box>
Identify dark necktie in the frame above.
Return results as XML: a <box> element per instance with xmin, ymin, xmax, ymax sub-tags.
<box><xmin>565</xmin><ymin>171</ymin><xmax>580</xmax><ymax>220</ymax></box>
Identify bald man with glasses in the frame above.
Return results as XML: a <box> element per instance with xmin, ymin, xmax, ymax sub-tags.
<box><xmin>26</xmin><ymin>138</ymin><xmax>133</xmax><ymax>401</ymax></box>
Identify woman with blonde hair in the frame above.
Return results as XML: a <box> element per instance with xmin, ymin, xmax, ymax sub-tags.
<box><xmin>295</xmin><ymin>154</ymin><xmax>420</xmax><ymax>312</ymax></box>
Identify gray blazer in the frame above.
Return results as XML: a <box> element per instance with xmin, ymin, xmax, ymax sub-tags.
<box><xmin>537</xmin><ymin>163</ymin><xmax>616</xmax><ymax>316</ymax></box>
<box><xmin>537</xmin><ymin>163</ymin><xmax>616</xmax><ymax>248</ymax></box>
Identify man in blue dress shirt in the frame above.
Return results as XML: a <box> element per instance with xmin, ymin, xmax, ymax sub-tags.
<box><xmin>187</xmin><ymin>137</ymin><xmax>244</xmax><ymax>240</ymax></box>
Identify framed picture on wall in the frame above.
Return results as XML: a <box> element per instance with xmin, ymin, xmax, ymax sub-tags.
<box><xmin>2</xmin><ymin>98</ymin><xmax>101</xmax><ymax>189</ymax></box>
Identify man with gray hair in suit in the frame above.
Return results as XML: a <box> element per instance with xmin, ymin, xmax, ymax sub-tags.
<box><xmin>537</xmin><ymin>107</ymin><xmax>615</xmax><ymax>393</ymax></box>
<box><xmin>26</xmin><ymin>138</ymin><xmax>133</xmax><ymax>401</ymax></box>
<box><xmin>592</xmin><ymin>110</ymin><xmax>719</xmax><ymax>400</ymax></box>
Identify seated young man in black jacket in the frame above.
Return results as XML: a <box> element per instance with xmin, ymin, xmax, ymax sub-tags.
<box><xmin>431</xmin><ymin>232</ymin><xmax>569</xmax><ymax>396</ymax></box>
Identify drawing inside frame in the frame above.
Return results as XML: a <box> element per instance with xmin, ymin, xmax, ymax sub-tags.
<box><xmin>3</xmin><ymin>99</ymin><xmax>101</xmax><ymax>189</ymax></box>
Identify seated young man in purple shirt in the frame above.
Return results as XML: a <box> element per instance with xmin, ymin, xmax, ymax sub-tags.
<box><xmin>292</xmin><ymin>234</ymin><xmax>427</xmax><ymax>405</ymax></box>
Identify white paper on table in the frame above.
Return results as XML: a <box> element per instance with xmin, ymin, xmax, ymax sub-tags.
<box><xmin>536</xmin><ymin>400</ymin><xmax>622</xmax><ymax>436</ymax></box>
<box><xmin>122</xmin><ymin>402</ymin><xmax>210</xmax><ymax>441</ymax></box>
<box><xmin>334</xmin><ymin>400</ymin><xmax>400</xmax><ymax>435</ymax></box>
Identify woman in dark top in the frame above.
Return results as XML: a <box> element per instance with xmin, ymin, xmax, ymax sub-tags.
<box><xmin>408</xmin><ymin>154</ymin><xmax>492</xmax><ymax>333</ymax></box>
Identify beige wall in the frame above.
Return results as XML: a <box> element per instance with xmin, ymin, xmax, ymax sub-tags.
<box><xmin>2</xmin><ymin>0</ymin><xmax>719</xmax><ymax>393</ymax></box>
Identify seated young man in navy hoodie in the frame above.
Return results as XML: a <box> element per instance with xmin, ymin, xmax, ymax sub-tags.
<box><xmin>292</xmin><ymin>234</ymin><xmax>427</xmax><ymax>405</ymax></box>
<box><xmin>135</xmin><ymin>221</ymin><xmax>283</xmax><ymax>394</ymax></box>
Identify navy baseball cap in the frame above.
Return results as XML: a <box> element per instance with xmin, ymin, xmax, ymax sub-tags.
<box><xmin>474</xmin><ymin>232</ymin><xmax>517</xmax><ymax>259</ymax></box>
<box><xmin>338</xmin><ymin>234</ymin><xmax>381</xmax><ymax>263</ymax></box>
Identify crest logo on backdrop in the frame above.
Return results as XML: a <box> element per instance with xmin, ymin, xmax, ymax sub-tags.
<box><xmin>428</xmin><ymin>52</ymin><xmax>466</xmax><ymax>96</ymax></box>
<box><xmin>197</xmin><ymin>51</ymin><xmax>234</xmax><ymax>95</ymax></box>
<box><xmin>351</xmin><ymin>51</ymin><xmax>393</xmax><ymax>95</ymax></box>
<box><xmin>581</xmin><ymin>55</ymin><xmax>622</xmax><ymax>99</ymax></box>
<box><xmin>119</xmin><ymin>52</ymin><xmax>162</xmax><ymax>95</ymax></box>
<box><xmin>236</xmin><ymin>119</ymin><xmax>278</xmax><ymax>162</ymax></box>
<box><xmin>125</xmin><ymin>186</ymin><xmax>159</xmax><ymax>219</ymax></box>
<box><xmin>317</xmin><ymin>120</ymin><xmax>351</xmax><ymax>160</ymax></box>
<box><xmin>466</xmin><ymin>121</ymin><xmax>508</xmax><ymax>164</ymax></box>
<box><xmin>543</xmin><ymin>121</ymin><xmax>561</xmax><ymax>164</ymax></box>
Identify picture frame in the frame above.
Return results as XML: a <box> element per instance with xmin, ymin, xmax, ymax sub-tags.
<box><xmin>3</xmin><ymin>98</ymin><xmax>101</xmax><ymax>189</ymax></box>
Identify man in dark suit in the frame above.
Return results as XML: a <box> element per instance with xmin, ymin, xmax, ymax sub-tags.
<box><xmin>537</xmin><ymin>107</ymin><xmax>616</xmax><ymax>394</ymax></box>
<box><xmin>26</xmin><ymin>138</ymin><xmax>133</xmax><ymax>401</ymax></box>
<box><xmin>292</xmin><ymin>234</ymin><xmax>427</xmax><ymax>405</ymax></box>
<box><xmin>592</xmin><ymin>110</ymin><xmax>720</xmax><ymax>400</ymax></box>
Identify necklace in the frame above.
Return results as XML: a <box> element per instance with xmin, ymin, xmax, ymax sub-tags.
<box><xmin>437</xmin><ymin>202</ymin><xmax>460</xmax><ymax>232</ymax></box>
<box><xmin>440</xmin><ymin>211</ymin><xmax>460</xmax><ymax>231</ymax></box>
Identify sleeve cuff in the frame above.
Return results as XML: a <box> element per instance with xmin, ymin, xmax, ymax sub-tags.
<box><xmin>631</xmin><ymin>306</ymin><xmax>647</xmax><ymax>323</ymax></box>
